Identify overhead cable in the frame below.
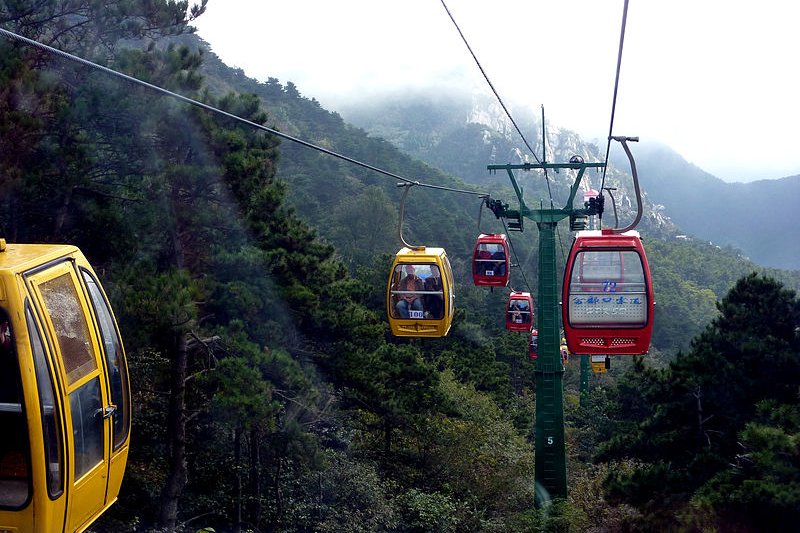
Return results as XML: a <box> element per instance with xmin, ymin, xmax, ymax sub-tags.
<box><xmin>501</xmin><ymin>217</ymin><xmax>532</xmax><ymax>294</ymax></box>
<box><xmin>439</xmin><ymin>0</ymin><xmax>542</xmax><ymax>166</ymax></box>
<box><xmin>599</xmin><ymin>0</ymin><xmax>630</xmax><ymax>199</ymax></box>
<box><xmin>440</xmin><ymin>0</ymin><xmax>558</xmax><ymax>210</ymax></box>
<box><xmin>0</xmin><ymin>27</ymin><xmax>486</xmax><ymax>197</ymax></box>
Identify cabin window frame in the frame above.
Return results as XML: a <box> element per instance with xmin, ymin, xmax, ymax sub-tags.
<box><xmin>389</xmin><ymin>262</ymin><xmax>445</xmax><ymax>320</ymax></box>
<box><xmin>81</xmin><ymin>269</ymin><xmax>130</xmax><ymax>451</ymax></box>
<box><xmin>30</xmin><ymin>263</ymin><xmax>109</xmax><ymax>485</ymax></box>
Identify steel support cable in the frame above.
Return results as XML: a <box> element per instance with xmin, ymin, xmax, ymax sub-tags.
<box><xmin>500</xmin><ymin>217</ymin><xmax>532</xmax><ymax>294</ymax></box>
<box><xmin>557</xmin><ymin>222</ymin><xmax>566</xmax><ymax>265</ymax></box>
<box><xmin>599</xmin><ymin>0</ymin><xmax>631</xmax><ymax>222</ymax></box>
<box><xmin>539</xmin><ymin>105</ymin><xmax>555</xmax><ymax>207</ymax></box>
<box><xmin>439</xmin><ymin>0</ymin><xmax>543</xmax><ymax>167</ymax></box>
<box><xmin>0</xmin><ymin>27</ymin><xmax>486</xmax><ymax>198</ymax></box>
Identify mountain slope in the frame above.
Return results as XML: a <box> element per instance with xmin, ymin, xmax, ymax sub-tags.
<box><xmin>340</xmin><ymin>92</ymin><xmax>800</xmax><ymax>271</ymax></box>
<box><xmin>611</xmin><ymin>143</ymin><xmax>800</xmax><ymax>270</ymax></box>
<box><xmin>340</xmin><ymin>91</ymin><xmax>675</xmax><ymax>239</ymax></box>
<box><xmin>192</xmin><ymin>38</ymin><xmax>800</xmax><ymax>354</ymax></box>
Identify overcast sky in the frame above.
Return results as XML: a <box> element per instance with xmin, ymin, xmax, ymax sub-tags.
<box><xmin>193</xmin><ymin>0</ymin><xmax>800</xmax><ymax>183</ymax></box>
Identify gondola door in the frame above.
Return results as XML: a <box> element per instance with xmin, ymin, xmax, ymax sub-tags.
<box><xmin>27</xmin><ymin>262</ymin><xmax>113</xmax><ymax>533</ymax></box>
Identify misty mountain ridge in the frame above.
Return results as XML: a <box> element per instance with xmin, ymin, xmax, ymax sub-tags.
<box><xmin>611</xmin><ymin>142</ymin><xmax>800</xmax><ymax>270</ymax></box>
<box><xmin>339</xmin><ymin>88</ymin><xmax>674</xmax><ymax>236</ymax></box>
<box><xmin>338</xmin><ymin>91</ymin><xmax>800</xmax><ymax>271</ymax></box>
<box><xmin>188</xmin><ymin>29</ymin><xmax>798</xmax><ymax>272</ymax></box>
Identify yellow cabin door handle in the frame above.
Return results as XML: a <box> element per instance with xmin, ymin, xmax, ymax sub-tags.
<box><xmin>102</xmin><ymin>404</ymin><xmax>117</xmax><ymax>419</ymax></box>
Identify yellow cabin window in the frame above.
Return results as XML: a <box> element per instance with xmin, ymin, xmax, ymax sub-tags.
<box><xmin>83</xmin><ymin>271</ymin><xmax>130</xmax><ymax>450</ymax></box>
<box><xmin>27</xmin><ymin>305</ymin><xmax>65</xmax><ymax>498</ymax></box>
<box><xmin>68</xmin><ymin>377</ymin><xmax>104</xmax><ymax>478</ymax></box>
<box><xmin>389</xmin><ymin>263</ymin><xmax>444</xmax><ymax>320</ymax></box>
<box><xmin>38</xmin><ymin>274</ymin><xmax>97</xmax><ymax>386</ymax></box>
<box><xmin>38</xmin><ymin>273</ymin><xmax>104</xmax><ymax>479</ymax></box>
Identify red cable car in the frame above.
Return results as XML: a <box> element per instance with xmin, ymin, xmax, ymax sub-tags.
<box><xmin>506</xmin><ymin>291</ymin><xmax>533</xmax><ymax>332</ymax></box>
<box><xmin>472</xmin><ymin>233</ymin><xmax>509</xmax><ymax>287</ymax></box>
<box><xmin>562</xmin><ymin>229</ymin><xmax>654</xmax><ymax>355</ymax></box>
<box><xmin>529</xmin><ymin>329</ymin><xmax>538</xmax><ymax>360</ymax></box>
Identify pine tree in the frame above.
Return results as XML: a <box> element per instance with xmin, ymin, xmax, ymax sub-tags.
<box><xmin>600</xmin><ymin>273</ymin><xmax>800</xmax><ymax>529</ymax></box>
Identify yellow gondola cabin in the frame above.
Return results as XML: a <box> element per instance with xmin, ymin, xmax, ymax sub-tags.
<box><xmin>0</xmin><ymin>240</ymin><xmax>130</xmax><ymax>533</ymax></box>
<box><xmin>387</xmin><ymin>247</ymin><xmax>454</xmax><ymax>337</ymax></box>
<box><xmin>591</xmin><ymin>355</ymin><xmax>610</xmax><ymax>373</ymax></box>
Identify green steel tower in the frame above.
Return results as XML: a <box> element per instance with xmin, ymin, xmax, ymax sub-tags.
<box><xmin>486</xmin><ymin>158</ymin><xmax>604</xmax><ymax>504</ymax></box>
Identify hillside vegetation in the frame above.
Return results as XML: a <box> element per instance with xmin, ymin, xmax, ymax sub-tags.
<box><xmin>0</xmin><ymin>3</ymin><xmax>798</xmax><ymax>532</ymax></box>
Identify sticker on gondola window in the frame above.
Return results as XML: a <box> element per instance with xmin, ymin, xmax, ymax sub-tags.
<box><xmin>410</xmin><ymin>310</ymin><xmax>424</xmax><ymax>319</ymax></box>
<box><xmin>603</xmin><ymin>280</ymin><xmax>618</xmax><ymax>292</ymax></box>
<box><xmin>486</xmin><ymin>270</ymin><xmax>494</xmax><ymax>276</ymax></box>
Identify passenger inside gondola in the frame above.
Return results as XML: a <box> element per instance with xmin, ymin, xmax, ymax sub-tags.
<box><xmin>423</xmin><ymin>265</ymin><xmax>444</xmax><ymax>319</ymax></box>
<box><xmin>508</xmin><ymin>299</ymin><xmax>532</xmax><ymax>325</ymax></box>
<box><xmin>391</xmin><ymin>263</ymin><xmax>445</xmax><ymax>320</ymax></box>
<box><xmin>475</xmin><ymin>246</ymin><xmax>492</xmax><ymax>276</ymax></box>
<box><xmin>474</xmin><ymin>243</ymin><xmax>506</xmax><ymax>277</ymax></box>
<box><xmin>392</xmin><ymin>264</ymin><xmax>425</xmax><ymax>319</ymax></box>
<box><xmin>490</xmin><ymin>245</ymin><xmax>507</xmax><ymax>276</ymax></box>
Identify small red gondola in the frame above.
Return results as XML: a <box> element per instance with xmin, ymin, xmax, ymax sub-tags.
<box><xmin>472</xmin><ymin>233</ymin><xmax>510</xmax><ymax>287</ymax></box>
<box><xmin>529</xmin><ymin>329</ymin><xmax>539</xmax><ymax>360</ymax></box>
<box><xmin>506</xmin><ymin>291</ymin><xmax>534</xmax><ymax>332</ymax></box>
<box><xmin>562</xmin><ymin>229</ymin><xmax>654</xmax><ymax>355</ymax></box>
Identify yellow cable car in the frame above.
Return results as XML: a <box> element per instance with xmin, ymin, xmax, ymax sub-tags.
<box><xmin>0</xmin><ymin>240</ymin><xmax>131</xmax><ymax>533</ymax></box>
<box><xmin>387</xmin><ymin>247</ymin><xmax>454</xmax><ymax>337</ymax></box>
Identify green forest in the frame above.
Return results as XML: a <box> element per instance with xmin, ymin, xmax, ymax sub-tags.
<box><xmin>1</xmin><ymin>2</ymin><xmax>799</xmax><ymax>532</ymax></box>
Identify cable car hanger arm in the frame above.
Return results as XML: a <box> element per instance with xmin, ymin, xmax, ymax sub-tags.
<box><xmin>609</xmin><ymin>136</ymin><xmax>642</xmax><ymax>234</ymax></box>
<box><xmin>396</xmin><ymin>182</ymin><xmax>421</xmax><ymax>249</ymax></box>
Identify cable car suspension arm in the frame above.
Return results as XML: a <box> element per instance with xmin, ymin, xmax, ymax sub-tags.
<box><xmin>609</xmin><ymin>136</ymin><xmax>642</xmax><ymax>233</ymax></box>
<box><xmin>397</xmin><ymin>182</ymin><xmax>423</xmax><ymax>250</ymax></box>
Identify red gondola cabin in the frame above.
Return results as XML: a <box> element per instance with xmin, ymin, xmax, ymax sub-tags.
<box><xmin>562</xmin><ymin>229</ymin><xmax>654</xmax><ymax>355</ymax></box>
<box><xmin>472</xmin><ymin>234</ymin><xmax>509</xmax><ymax>287</ymax></box>
<box><xmin>506</xmin><ymin>291</ymin><xmax>533</xmax><ymax>332</ymax></box>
